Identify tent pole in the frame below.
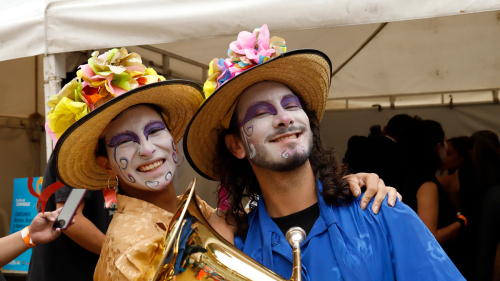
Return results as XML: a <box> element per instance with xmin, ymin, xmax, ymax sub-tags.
<box><xmin>43</xmin><ymin>54</ymin><xmax>66</xmax><ymax>162</ymax></box>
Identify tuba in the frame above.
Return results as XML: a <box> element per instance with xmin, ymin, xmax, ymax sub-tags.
<box><xmin>146</xmin><ymin>178</ymin><xmax>306</xmax><ymax>281</ymax></box>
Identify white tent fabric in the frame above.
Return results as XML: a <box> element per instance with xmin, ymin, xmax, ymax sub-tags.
<box><xmin>2</xmin><ymin>0</ymin><xmax>500</xmax><ymax>62</ymax></box>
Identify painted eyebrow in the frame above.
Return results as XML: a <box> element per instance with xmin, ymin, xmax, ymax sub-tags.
<box><xmin>239</xmin><ymin>101</ymin><xmax>278</xmax><ymax>127</ymax></box>
<box><xmin>106</xmin><ymin>131</ymin><xmax>140</xmax><ymax>147</ymax></box>
<box><xmin>280</xmin><ymin>94</ymin><xmax>302</xmax><ymax>109</ymax></box>
<box><xmin>143</xmin><ymin>120</ymin><xmax>166</xmax><ymax>139</ymax></box>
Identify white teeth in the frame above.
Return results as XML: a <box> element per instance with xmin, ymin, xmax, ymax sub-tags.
<box><xmin>138</xmin><ymin>160</ymin><xmax>164</xmax><ymax>172</ymax></box>
<box><xmin>275</xmin><ymin>134</ymin><xmax>298</xmax><ymax>142</ymax></box>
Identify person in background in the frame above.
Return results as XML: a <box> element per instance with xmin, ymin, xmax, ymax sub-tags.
<box><xmin>344</xmin><ymin>114</ymin><xmax>412</xmax><ymax>187</ymax></box>
<box><xmin>441</xmin><ymin>136</ymin><xmax>470</xmax><ymax>175</ymax></box>
<box><xmin>396</xmin><ymin>117</ymin><xmax>465</xmax><ymax>262</ymax></box>
<box><xmin>27</xmin><ymin>155</ymin><xmax>116</xmax><ymax>281</ymax></box>
<box><xmin>438</xmin><ymin>136</ymin><xmax>471</xmax><ymax>210</ymax></box>
<box><xmin>0</xmin><ymin>208</ymin><xmax>70</xmax><ymax>267</ymax></box>
<box><xmin>0</xmin><ymin>208</ymin><xmax>72</xmax><ymax>281</ymax></box>
<box><xmin>474</xmin><ymin>184</ymin><xmax>500</xmax><ymax>281</ymax></box>
<box><xmin>449</xmin><ymin>130</ymin><xmax>500</xmax><ymax>280</ymax></box>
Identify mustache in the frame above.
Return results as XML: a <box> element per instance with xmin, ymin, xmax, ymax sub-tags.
<box><xmin>267</xmin><ymin>125</ymin><xmax>307</xmax><ymax>141</ymax></box>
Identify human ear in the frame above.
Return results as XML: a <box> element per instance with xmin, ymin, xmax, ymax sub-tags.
<box><xmin>225</xmin><ymin>134</ymin><xmax>246</xmax><ymax>159</ymax></box>
<box><xmin>96</xmin><ymin>156</ymin><xmax>116</xmax><ymax>177</ymax></box>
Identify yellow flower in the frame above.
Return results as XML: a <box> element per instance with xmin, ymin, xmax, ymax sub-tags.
<box><xmin>203</xmin><ymin>59</ymin><xmax>222</xmax><ymax>100</ymax></box>
<box><xmin>47</xmin><ymin>97</ymin><xmax>89</xmax><ymax>139</ymax></box>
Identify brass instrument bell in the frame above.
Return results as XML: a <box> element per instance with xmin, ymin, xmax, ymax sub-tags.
<box><xmin>148</xmin><ymin>178</ymin><xmax>307</xmax><ymax>281</ymax></box>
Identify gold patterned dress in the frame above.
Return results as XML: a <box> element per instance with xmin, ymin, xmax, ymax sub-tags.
<box><xmin>94</xmin><ymin>193</ymin><xmax>214</xmax><ymax>281</ymax></box>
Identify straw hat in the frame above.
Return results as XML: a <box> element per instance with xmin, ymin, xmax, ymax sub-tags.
<box><xmin>46</xmin><ymin>47</ymin><xmax>204</xmax><ymax>190</ymax></box>
<box><xmin>54</xmin><ymin>80</ymin><xmax>203</xmax><ymax>190</ymax></box>
<box><xmin>183</xmin><ymin>24</ymin><xmax>332</xmax><ymax>181</ymax></box>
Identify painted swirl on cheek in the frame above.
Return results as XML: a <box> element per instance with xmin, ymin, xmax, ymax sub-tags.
<box><xmin>281</xmin><ymin>150</ymin><xmax>290</xmax><ymax>159</ymax></box>
<box><xmin>119</xmin><ymin>157</ymin><xmax>128</xmax><ymax>169</ymax></box>
<box><xmin>113</xmin><ymin>147</ymin><xmax>136</xmax><ymax>183</ymax></box>
<box><xmin>172</xmin><ymin>152</ymin><xmax>177</xmax><ymax>164</ymax></box>
<box><xmin>281</xmin><ymin>146</ymin><xmax>306</xmax><ymax>159</ymax></box>
<box><xmin>171</xmin><ymin>139</ymin><xmax>176</xmax><ymax>152</ymax></box>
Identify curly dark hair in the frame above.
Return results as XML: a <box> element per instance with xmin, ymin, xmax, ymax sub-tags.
<box><xmin>213</xmin><ymin>98</ymin><xmax>352</xmax><ymax>235</ymax></box>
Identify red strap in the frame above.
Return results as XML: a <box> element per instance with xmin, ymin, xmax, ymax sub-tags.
<box><xmin>102</xmin><ymin>189</ymin><xmax>117</xmax><ymax>208</ymax></box>
<box><xmin>27</xmin><ymin>178</ymin><xmax>40</xmax><ymax>200</ymax></box>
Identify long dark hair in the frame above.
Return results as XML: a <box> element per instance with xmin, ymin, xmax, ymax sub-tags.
<box><xmin>396</xmin><ymin>117</ymin><xmax>445</xmax><ymax>210</ymax></box>
<box><xmin>469</xmin><ymin>130</ymin><xmax>500</xmax><ymax>188</ymax></box>
<box><xmin>213</xmin><ymin>101</ymin><xmax>351</xmax><ymax>235</ymax></box>
<box><xmin>398</xmin><ymin>117</ymin><xmax>445</xmax><ymax>178</ymax></box>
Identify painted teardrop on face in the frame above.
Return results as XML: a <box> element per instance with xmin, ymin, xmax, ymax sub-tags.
<box><xmin>172</xmin><ymin>152</ymin><xmax>177</xmax><ymax>164</ymax></box>
<box><xmin>145</xmin><ymin>181</ymin><xmax>159</xmax><ymax>189</ymax></box>
<box><xmin>165</xmin><ymin>171</ymin><xmax>172</xmax><ymax>181</ymax></box>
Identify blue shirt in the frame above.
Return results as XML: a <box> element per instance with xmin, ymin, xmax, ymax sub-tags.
<box><xmin>235</xmin><ymin>181</ymin><xmax>465</xmax><ymax>281</ymax></box>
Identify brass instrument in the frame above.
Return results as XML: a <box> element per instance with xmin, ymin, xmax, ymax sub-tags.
<box><xmin>147</xmin><ymin>178</ymin><xmax>307</xmax><ymax>281</ymax></box>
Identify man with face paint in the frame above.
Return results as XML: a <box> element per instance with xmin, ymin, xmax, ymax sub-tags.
<box><xmin>42</xmin><ymin>48</ymin><xmax>234</xmax><ymax>281</ymax></box>
<box><xmin>183</xmin><ymin>25</ymin><xmax>465</xmax><ymax>280</ymax></box>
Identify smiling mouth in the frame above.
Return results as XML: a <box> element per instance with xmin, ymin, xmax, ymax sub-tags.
<box><xmin>138</xmin><ymin>159</ymin><xmax>165</xmax><ymax>172</ymax></box>
<box><xmin>271</xmin><ymin>133</ymin><xmax>301</xmax><ymax>142</ymax></box>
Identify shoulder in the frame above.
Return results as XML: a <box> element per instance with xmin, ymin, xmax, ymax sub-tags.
<box><xmin>194</xmin><ymin>196</ymin><xmax>215</xmax><ymax>220</ymax></box>
<box><xmin>417</xmin><ymin>181</ymin><xmax>439</xmax><ymax>199</ymax></box>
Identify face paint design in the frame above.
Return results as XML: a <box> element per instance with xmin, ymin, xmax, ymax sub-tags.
<box><xmin>144</xmin><ymin>121</ymin><xmax>166</xmax><ymax>140</ymax></box>
<box><xmin>107</xmin><ymin>132</ymin><xmax>142</xmax><ymax>184</ymax></box>
<box><xmin>104</xmin><ymin>105</ymin><xmax>178</xmax><ymax>192</ymax></box>
<box><xmin>239</xmin><ymin>102</ymin><xmax>278</xmax><ymax>160</ymax></box>
<box><xmin>281</xmin><ymin>146</ymin><xmax>306</xmax><ymax>159</ymax></box>
<box><xmin>280</xmin><ymin>94</ymin><xmax>302</xmax><ymax>110</ymax></box>
<box><xmin>165</xmin><ymin>171</ymin><xmax>172</xmax><ymax>181</ymax></box>
<box><xmin>234</xmin><ymin>82</ymin><xmax>313</xmax><ymax>172</ymax></box>
<box><xmin>171</xmin><ymin>139</ymin><xmax>178</xmax><ymax>164</ymax></box>
<box><xmin>145</xmin><ymin>181</ymin><xmax>159</xmax><ymax>189</ymax></box>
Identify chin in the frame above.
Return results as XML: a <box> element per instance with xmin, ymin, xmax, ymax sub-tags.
<box><xmin>252</xmin><ymin>152</ymin><xmax>309</xmax><ymax>172</ymax></box>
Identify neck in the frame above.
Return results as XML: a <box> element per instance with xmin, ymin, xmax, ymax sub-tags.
<box><xmin>252</xmin><ymin>160</ymin><xmax>317</xmax><ymax>218</ymax></box>
<box><xmin>120</xmin><ymin>182</ymin><xmax>179</xmax><ymax>214</ymax></box>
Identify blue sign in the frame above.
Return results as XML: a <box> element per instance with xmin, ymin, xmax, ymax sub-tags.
<box><xmin>2</xmin><ymin>177</ymin><xmax>42</xmax><ymax>272</ymax></box>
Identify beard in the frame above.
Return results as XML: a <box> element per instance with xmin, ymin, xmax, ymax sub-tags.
<box><xmin>247</xmin><ymin>130</ymin><xmax>313</xmax><ymax>172</ymax></box>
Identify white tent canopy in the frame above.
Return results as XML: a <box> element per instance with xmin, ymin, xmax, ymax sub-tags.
<box><xmin>2</xmin><ymin>0</ymin><xmax>500</xmax><ymax>62</ymax></box>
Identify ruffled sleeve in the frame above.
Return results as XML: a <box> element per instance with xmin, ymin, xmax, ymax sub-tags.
<box><xmin>373</xmin><ymin>197</ymin><xmax>466</xmax><ymax>280</ymax></box>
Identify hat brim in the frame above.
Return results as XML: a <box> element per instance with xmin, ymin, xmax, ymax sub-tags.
<box><xmin>183</xmin><ymin>49</ymin><xmax>332</xmax><ymax>181</ymax></box>
<box><xmin>55</xmin><ymin>80</ymin><xmax>204</xmax><ymax>190</ymax></box>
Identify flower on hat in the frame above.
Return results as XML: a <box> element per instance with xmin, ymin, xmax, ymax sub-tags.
<box><xmin>47</xmin><ymin>97</ymin><xmax>89</xmax><ymax>140</ymax></box>
<box><xmin>46</xmin><ymin>47</ymin><xmax>165</xmax><ymax>145</ymax></box>
<box><xmin>202</xmin><ymin>24</ymin><xmax>286</xmax><ymax>99</ymax></box>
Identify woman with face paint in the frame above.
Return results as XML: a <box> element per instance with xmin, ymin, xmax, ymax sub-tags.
<box><xmin>48</xmin><ymin>48</ymin><xmax>218</xmax><ymax>281</ymax></box>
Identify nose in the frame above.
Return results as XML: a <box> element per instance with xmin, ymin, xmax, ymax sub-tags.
<box><xmin>138</xmin><ymin>139</ymin><xmax>156</xmax><ymax>157</ymax></box>
<box><xmin>272</xmin><ymin>108</ymin><xmax>294</xmax><ymax>128</ymax></box>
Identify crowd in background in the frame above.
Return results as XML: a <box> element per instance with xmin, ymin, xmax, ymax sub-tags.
<box><xmin>344</xmin><ymin>114</ymin><xmax>500</xmax><ymax>281</ymax></box>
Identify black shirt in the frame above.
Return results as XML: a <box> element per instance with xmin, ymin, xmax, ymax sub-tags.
<box><xmin>26</xmin><ymin>154</ymin><xmax>116</xmax><ymax>281</ymax></box>
<box><xmin>271</xmin><ymin>203</ymin><xmax>320</xmax><ymax>237</ymax></box>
